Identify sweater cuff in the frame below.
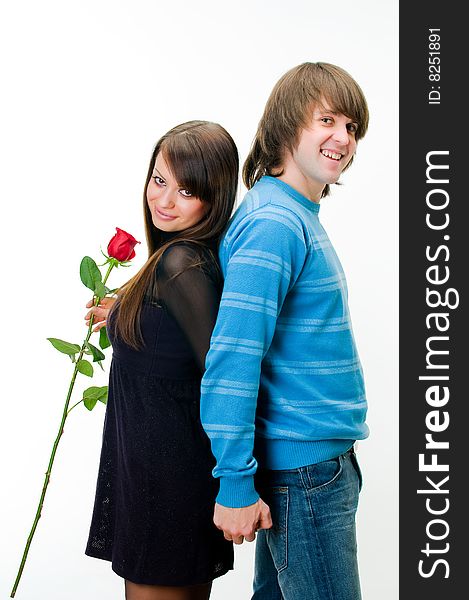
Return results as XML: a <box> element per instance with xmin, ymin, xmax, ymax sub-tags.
<box><xmin>216</xmin><ymin>476</ymin><xmax>259</xmax><ymax>508</ymax></box>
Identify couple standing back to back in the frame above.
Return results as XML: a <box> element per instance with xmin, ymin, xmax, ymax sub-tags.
<box><xmin>86</xmin><ymin>61</ymin><xmax>370</xmax><ymax>600</ymax></box>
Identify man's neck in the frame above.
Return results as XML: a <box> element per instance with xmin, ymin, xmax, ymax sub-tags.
<box><xmin>275</xmin><ymin>157</ymin><xmax>323</xmax><ymax>203</ymax></box>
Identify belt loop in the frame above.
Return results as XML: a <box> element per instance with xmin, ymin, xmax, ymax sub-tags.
<box><xmin>298</xmin><ymin>466</ymin><xmax>312</xmax><ymax>490</ymax></box>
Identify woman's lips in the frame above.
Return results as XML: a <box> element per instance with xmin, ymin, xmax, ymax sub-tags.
<box><xmin>155</xmin><ymin>207</ymin><xmax>177</xmax><ymax>221</ymax></box>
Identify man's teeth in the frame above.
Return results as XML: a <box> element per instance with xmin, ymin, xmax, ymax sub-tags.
<box><xmin>321</xmin><ymin>150</ymin><xmax>342</xmax><ymax>160</ymax></box>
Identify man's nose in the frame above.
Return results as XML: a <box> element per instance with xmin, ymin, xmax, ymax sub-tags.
<box><xmin>332</xmin><ymin>125</ymin><xmax>350</xmax><ymax>145</ymax></box>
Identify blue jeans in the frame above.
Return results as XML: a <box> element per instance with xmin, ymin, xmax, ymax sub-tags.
<box><xmin>252</xmin><ymin>449</ymin><xmax>363</xmax><ymax>600</ymax></box>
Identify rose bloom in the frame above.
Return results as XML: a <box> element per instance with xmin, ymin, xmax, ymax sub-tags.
<box><xmin>107</xmin><ymin>228</ymin><xmax>140</xmax><ymax>261</ymax></box>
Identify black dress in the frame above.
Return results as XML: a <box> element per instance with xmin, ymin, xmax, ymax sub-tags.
<box><xmin>85</xmin><ymin>240</ymin><xmax>234</xmax><ymax>585</ymax></box>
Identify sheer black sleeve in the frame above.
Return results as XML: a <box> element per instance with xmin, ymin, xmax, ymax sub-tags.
<box><xmin>154</xmin><ymin>243</ymin><xmax>222</xmax><ymax>373</ymax></box>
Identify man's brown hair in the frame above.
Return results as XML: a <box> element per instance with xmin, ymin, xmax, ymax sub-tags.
<box><xmin>243</xmin><ymin>62</ymin><xmax>369</xmax><ymax>197</ymax></box>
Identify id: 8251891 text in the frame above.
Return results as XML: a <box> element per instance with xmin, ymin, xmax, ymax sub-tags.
<box><xmin>428</xmin><ymin>28</ymin><xmax>441</xmax><ymax>105</ymax></box>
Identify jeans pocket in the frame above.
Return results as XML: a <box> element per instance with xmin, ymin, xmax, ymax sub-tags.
<box><xmin>264</xmin><ymin>487</ymin><xmax>289</xmax><ymax>572</ymax></box>
<box><xmin>350</xmin><ymin>451</ymin><xmax>363</xmax><ymax>492</ymax></box>
<box><xmin>305</xmin><ymin>455</ymin><xmax>343</xmax><ymax>493</ymax></box>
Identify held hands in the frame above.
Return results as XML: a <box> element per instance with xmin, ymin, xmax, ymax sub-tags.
<box><xmin>214</xmin><ymin>499</ymin><xmax>272</xmax><ymax>545</ymax></box>
<box><xmin>85</xmin><ymin>297</ymin><xmax>116</xmax><ymax>332</ymax></box>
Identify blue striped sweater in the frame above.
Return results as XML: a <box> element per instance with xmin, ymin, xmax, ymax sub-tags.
<box><xmin>200</xmin><ymin>176</ymin><xmax>369</xmax><ymax>508</ymax></box>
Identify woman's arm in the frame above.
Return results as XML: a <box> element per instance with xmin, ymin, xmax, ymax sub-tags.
<box><xmin>156</xmin><ymin>244</ymin><xmax>221</xmax><ymax>373</ymax></box>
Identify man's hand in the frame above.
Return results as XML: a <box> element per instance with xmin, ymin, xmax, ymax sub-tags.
<box><xmin>214</xmin><ymin>499</ymin><xmax>272</xmax><ymax>545</ymax></box>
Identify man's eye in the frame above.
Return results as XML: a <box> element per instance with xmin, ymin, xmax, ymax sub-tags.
<box><xmin>321</xmin><ymin>117</ymin><xmax>333</xmax><ymax>124</ymax></box>
<box><xmin>179</xmin><ymin>189</ymin><xmax>193</xmax><ymax>197</ymax></box>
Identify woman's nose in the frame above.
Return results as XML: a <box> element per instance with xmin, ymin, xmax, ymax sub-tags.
<box><xmin>158</xmin><ymin>189</ymin><xmax>175</xmax><ymax>208</ymax></box>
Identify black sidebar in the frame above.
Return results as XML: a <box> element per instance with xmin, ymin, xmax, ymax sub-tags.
<box><xmin>400</xmin><ymin>2</ymin><xmax>467</xmax><ymax>597</ymax></box>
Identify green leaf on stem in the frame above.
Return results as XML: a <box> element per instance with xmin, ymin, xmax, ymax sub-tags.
<box><xmin>80</xmin><ymin>256</ymin><xmax>102</xmax><ymax>291</ymax></box>
<box><xmin>86</xmin><ymin>342</ymin><xmax>105</xmax><ymax>362</ymax></box>
<box><xmin>83</xmin><ymin>396</ymin><xmax>98</xmax><ymax>411</ymax></box>
<box><xmin>47</xmin><ymin>338</ymin><xmax>81</xmax><ymax>356</ymax></box>
<box><xmin>83</xmin><ymin>385</ymin><xmax>108</xmax><ymax>410</ymax></box>
<box><xmin>83</xmin><ymin>386</ymin><xmax>106</xmax><ymax>399</ymax></box>
<box><xmin>77</xmin><ymin>359</ymin><xmax>93</xmax><ymax>377</ymax></box>
<box><xmin>99</xmin><ymin>327</ymin><xmax>111</xmax><ymax>350</ymax></box>
<box><xmin>94</xmin><ymin>280</ymin><xmax>107</xmax><ymax>299</ymax></box>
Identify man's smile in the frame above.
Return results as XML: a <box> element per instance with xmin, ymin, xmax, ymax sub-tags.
<box><xmin>320</xmin><ymin>149</ymin><xmax>344</xmax><ymax>161</ymax></box>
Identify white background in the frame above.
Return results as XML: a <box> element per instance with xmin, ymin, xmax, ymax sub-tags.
<box><xmin>0</xmin><ymin>1</ymin><xmax>398</xmax><ymax>598</ymax></box>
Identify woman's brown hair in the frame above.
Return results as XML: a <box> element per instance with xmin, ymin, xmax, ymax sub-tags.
<box><xmin>113</xmin><ymin>120</ymin><xmax>239</xmax><ymax>348</ymax></box>
<box><xmin>243</xmin><ymin>62</ymin><xmax>369</xmax><ymax>198</ymax></box>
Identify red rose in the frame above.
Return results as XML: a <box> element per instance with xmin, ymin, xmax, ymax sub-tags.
<box><xmin>107</xmin><ymin>228</ymin><xmax>140</xmax><ymax>262</ymax></box>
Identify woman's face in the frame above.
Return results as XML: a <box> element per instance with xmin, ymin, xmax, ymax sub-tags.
<box><xmin>146</xmin><ymin>153</ymin><xmax>207</xmax><ymax>232</ymax></box>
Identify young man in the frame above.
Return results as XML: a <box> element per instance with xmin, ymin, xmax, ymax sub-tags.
<box><xmin>200</xmin><ymin>62</ymin><xmax>369</xmax><ymax>599</ymax></box>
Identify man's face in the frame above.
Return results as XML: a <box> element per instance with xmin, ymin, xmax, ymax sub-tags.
<box><xmin>288</xmin><ymin>102</ymin><xmax>358</xmax><ymax>201</ymax></box>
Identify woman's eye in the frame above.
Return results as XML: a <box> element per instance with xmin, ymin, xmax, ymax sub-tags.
<box><xmin>347</xmin><ymin>123</ymin><xmax>358</xmax><ymax>133</ymax></box>
<box><xmin>321</xmin><ymin>117</ymin><xmax>333</xmax><ymax>124</ymax></box>
<box><xmin>179</xmin><ymin>189</ymin><xmax>192</xmax><ymax>197</ymax></box>
<box><xmin>153</xmin><ymin>176</ymin><xmax>165</xmax><ymax>186</ymax></box>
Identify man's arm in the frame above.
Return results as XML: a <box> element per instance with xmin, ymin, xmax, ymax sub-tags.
<box><xmin>200</xmin><ymin>210</ymin><xmax>307</xmax><ymax>540</ymax></box>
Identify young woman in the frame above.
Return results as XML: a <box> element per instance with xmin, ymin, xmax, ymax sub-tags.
<box><xmin>85</xmin><ymin>121</ymin><xmax>239</xmax><ymax>600</ymax></box>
